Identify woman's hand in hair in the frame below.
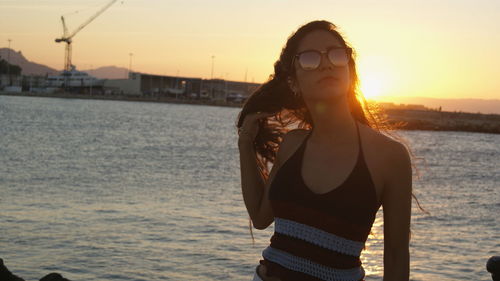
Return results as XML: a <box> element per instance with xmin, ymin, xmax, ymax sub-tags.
<box><xmin>238</xmin><ymin>111</ymin><xmax>275</xmax><ymax>143</ymax></box>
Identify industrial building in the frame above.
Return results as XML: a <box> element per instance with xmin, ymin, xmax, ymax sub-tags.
<box><xmin>104</xmin><ymin>72</ymin><xmax>260</xmax><ymax>102</ymax></box>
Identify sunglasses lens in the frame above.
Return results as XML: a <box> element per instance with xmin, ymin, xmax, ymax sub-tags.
<box><xmin>328</xmin><ymin>49</ymin><xmax>349</xmax><ymax>66</ymax></box>
<box><xmin>298</xmin><ymin>51</ymin><xmax>321</xmax><ymax>70</ymax></box>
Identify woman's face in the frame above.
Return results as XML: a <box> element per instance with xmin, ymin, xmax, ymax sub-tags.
<box><xmin>290</xmin><ymin>30</ymin><xmax>351</xmax><ymax>103</ymax></box>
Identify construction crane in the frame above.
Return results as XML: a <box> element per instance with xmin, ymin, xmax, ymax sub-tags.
<box><xmin>55</xmin><ymin>0</ymin><xmax>118</xmax><ymax>71</ymax></box>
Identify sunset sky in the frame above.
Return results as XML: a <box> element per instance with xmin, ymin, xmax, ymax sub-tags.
<box><xmin>1</xmin><ymin>0</ymin><xmax>499</xmax><ymax>101</ymax></box>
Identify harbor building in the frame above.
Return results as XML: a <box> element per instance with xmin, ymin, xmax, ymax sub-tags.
<box><xmin>104</xmin><ymin>72</ymin><xmax>260</xmax><ymax>102</ymax></box>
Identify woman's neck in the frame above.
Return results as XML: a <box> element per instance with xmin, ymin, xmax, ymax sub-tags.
<box><xmin>305</xmin><ymin>97</ymin><xmax>357</xmax><ymax>145</ymax></box>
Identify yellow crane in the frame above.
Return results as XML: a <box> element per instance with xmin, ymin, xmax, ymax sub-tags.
<box><xmin>55</xmin><ymin>0</ymin><xmax>118</xmax><ymax>71</ymax></box>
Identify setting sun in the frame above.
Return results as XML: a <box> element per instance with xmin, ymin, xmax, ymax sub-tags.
<box><xmin>357</xmin><ymin>55</ymin><xmax>395</xmax><ymax>100</ymax></box>
<box><xmin>360</xmin><ymin>74</ymin><xmax>383</xmax><ymax>100</ymax></box>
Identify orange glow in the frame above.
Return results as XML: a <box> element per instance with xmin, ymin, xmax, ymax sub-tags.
<box><xmin>357</xmin><ymin>55</ymin><xmax>394</xmax><ymax>101</ymax></box>
<box><xmin>1</xmin><ymin>1</ymin><xmax>499</xmax><ymax>100</ymax></box>
<box><xmin>359</xmin><ymin>73</ymin><xmax>384</xmax><ymax>100</ymax></box>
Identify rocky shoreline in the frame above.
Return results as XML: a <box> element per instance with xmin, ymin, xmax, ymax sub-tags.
<box><xmin>0</xmin><ymin>258</ymin><xmax>70</xmax><ymax>281</ymax></box>
<box><xmin>384</xmin><ymin>108</ymin><xmax>500</xmax><ymax>134</ymax></box>
<box><xmin>2</xmin><ymin>91</ymin><xmax>499</xmax><ymax>134</ymax></box>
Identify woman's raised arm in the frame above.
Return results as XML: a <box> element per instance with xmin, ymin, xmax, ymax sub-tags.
<box><xmin>238</xmin><ymin>112</ymin><xmax>276</xmax><ymax>229</ymax></box>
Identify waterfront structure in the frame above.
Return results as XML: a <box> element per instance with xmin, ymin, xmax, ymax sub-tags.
<box><xmin>0</xmin><ymin>74</ymin><xmax>22</xmax><ymax>92</ymax></box>
<box><xmin>46</xmin><ymin>66</ymin><xmax>103</xmax><ymax>88</ymax></box>
<box><xmin>104</xmin><ymin>72</ymin><xmax>260</xmax><ymax>101</ymax></box>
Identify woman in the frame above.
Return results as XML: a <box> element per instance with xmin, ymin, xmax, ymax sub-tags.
<box><xmin>236</xmin><ymin>20</ymin><xmax>411</xmax><ymax>281</ymax></box>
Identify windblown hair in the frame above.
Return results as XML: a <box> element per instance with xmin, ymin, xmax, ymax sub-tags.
<box><xmin>236</xmin><ymin>20</ymin><xmax>426</xmax><ymax>240</ymax></box>
<box><xmin>236</xmin><ymin>20</ymin><xmax>381</xmax><ymax>180</ymax></box>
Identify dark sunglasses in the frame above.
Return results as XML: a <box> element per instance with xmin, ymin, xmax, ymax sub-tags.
<box><xmin>293</xmin><ymin>47</ymin><xmax>352</xmax><ymax>71</ymax></box>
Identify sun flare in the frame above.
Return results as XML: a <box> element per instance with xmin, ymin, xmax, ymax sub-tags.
<box><xmin>357</xmin><ymin>55</ymin><xmax>394</xmax><ymax>101</ymax></box>
<box><xmin>360</xmin><ymin>75</ymin><xmax>383</xmax><ymax>100</ymax></box>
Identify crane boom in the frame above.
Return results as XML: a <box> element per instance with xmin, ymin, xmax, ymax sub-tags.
<box><xmin>55</xmin><ymin>0</ymin><xmax>119</xmax><ymax>71</ymax></box>
<box><xmin>61</xmin><ymin>16</ymin><xmax>69</xmax><ymax>38</ymax></box>
<box><xmin>68</xmin><ymin>0</ymin><xmax>118</xmax><ymax>39</ymax></box>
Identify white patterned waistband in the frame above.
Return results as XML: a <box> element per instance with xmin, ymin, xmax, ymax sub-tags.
<box><xmin>274</xmin><ymin>217</ymin><xmax>364</xmax><ymax>256</ymax></box>
<box><xmin>262</xmin><ymin>246</ymin><xmax>365</xmax><ymax>281</ymax></box>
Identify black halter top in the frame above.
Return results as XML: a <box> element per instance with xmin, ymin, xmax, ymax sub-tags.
<box><xmin>260</xmin><ymin>122</ymin><xmax>381</xmax><ymax>281</ymax></box>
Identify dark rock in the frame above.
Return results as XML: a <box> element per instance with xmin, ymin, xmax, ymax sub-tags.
<box><xmin>39</xmin><ymin>273</ymin><xmax>71</xmax><ymax>281</ymax></box>
<box><xmin>0</xmin><ymin>258</ymin><xmax>25</xmax><ymax>281</ymax></box>
<box><xmin>487</xmin><ymin>256</ymin><xmax>500</xmax><ymax>281</ymax></box>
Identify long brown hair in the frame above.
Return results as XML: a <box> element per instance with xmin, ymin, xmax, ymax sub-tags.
<box><xmin>236</xmin><ymin>20</ymin><xmax>425</xmax><ymax>241</ymax></box>
<box><xmin>237</xmin><ymin>20</ymin><xmax>376</xmax><ymax>180</ymax></box>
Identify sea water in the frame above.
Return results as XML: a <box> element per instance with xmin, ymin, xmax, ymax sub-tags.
<box><xmin>0</xmin><ymin>95</ymin><xmax>498</xmax><ymax>280</ymax></box>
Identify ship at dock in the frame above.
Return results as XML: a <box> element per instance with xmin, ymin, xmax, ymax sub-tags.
<box><xmin>46</xmin><ymin>65</ymin><xmax>104</xmax><ymax>88</ymax></box>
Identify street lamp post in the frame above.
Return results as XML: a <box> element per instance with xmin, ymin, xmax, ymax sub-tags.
<box><xmin>128</xmin><ymin>53</ymin><xmax>133</xmax><ymax>78</ymax></box>
<box><xmin>175</xmin><ymin>69</ymin><xmax>179</xmax><ymax>100</ymax></box>
<box><xmin>210</xmin><ymin>55</ymin><xmax>215</xmax><ymax>99</ymax></box>
<box><xmin>89</xmin><ymin>64</ymin><xmax>93</xmax><ymax>96</ymax></box>
<box><xmin>7</xmin><ymin>39</ymin><xmax>12</xmax><ymax>86</ymax></box>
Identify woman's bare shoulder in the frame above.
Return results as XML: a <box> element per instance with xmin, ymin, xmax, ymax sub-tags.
<box><xmin>359</xmin><ymin>123</ymin><xmax>411</xmax><ymax>174</ymax></box>
<box><xmin>359</xmin><ymin>123</ymin><xmax>411</xmax><ymax>201</ymax></box>
<box><xmin>359</xmin><ymin>123</ymin><xmax>408</xmax><ymax>155</ymax></box>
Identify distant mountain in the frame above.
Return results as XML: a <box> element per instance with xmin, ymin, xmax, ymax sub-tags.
<box><xmin>377</xmin><ymin>96</ymin><xmax>500</xmax><ymax>115</ymax></box>
<box><xmin>81</xmin><ymin>66</ymin><xmax>129</xmax><ymax>79</ymax></box>
<box><xmin>0</xmin><ymin>48</ymin><xmax>129</xmax><ymax>79</ymax></box>
<box><xmin>0</xmin><ymin>48</ymin><xmax>58</xmax><ymax>76</ymax></box>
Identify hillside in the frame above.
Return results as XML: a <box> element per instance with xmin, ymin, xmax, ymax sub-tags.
<box><xmin>0</xmin><ymin>48</ymin><xmax>128</xmax><ymax>79</ymax></box>
<box><xmin>81</xmin><ymin>66</ymin><xmax>129</xmax><ymax>79</ymax></box>
<box><xmin>0</xmin><ymin>48</ymin><xmax>58</xmax><ymax>76</ymax></box>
